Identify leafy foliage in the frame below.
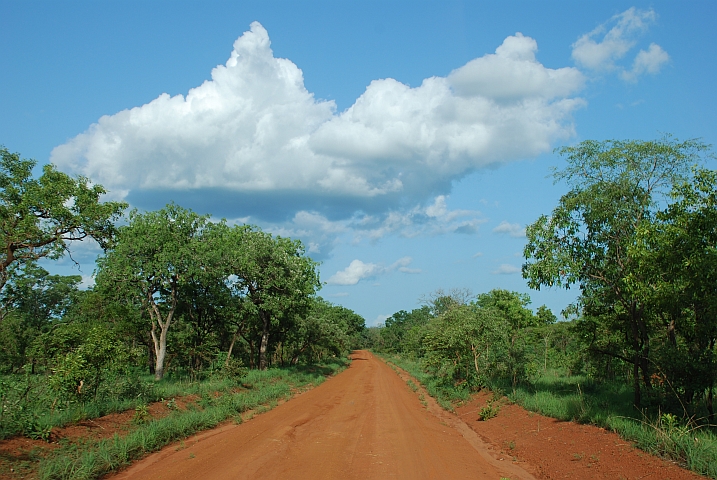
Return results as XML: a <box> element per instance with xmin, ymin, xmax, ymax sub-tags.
<box><xmin>0</xmin><ymin>145</ymin><xmax>126</xmax><ymax>295</ymax></box>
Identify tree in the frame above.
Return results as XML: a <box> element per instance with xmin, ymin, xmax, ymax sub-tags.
<box><xmin>422</xmin><ymin>304</ymin><xmax>510</xmax><ymax>389</ymax></box>
<box><xmin>522</xmin><ymin>136</ymin><xmax>710</xmax><ymax>406</ymax></box>
<box><xmin>0</xmin><ymin>262</ymin><xmax>81</xmax><ymax>371</ymax></box>
<box><xmin>215</xmin><ymin>225</ymin><xmax>321</xmax><ymax>370</ymax></box>
<box><xmin>0</xmin><ymin>146</ymin><xmax>126</xmax><ymax>298</ymax></box>
<box><xmin>282</xmin><ymin>298</ymin><xmax>363</xmax><ymax>365</ymax></box>
<box><xmin>474</xmin><ymin>289</ymin><xmax>538</xmax><ymax>329</ymax></box>
<box><xmin>633</xmin><ymin>167</ymin><xmax>717</xmax><ymax>418</ymax></box>
<box><xmin>474</xmin><ymin>289</ymin><xmax>541</xmax><ymax>386</ymax></box>
<box><xmin>380</xmin><ymin>306</ymin><xmax>432</xmax><ymax>353</ymax></box>
<box><xmin>96</xmin><ymin>203</ymin><xmax>208</xmax><ymax>380</ymax></box>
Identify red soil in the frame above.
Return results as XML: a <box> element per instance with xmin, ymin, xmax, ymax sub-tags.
<box><xmin>0</xmin><ymin>351</ymin><xmax>708</xmax><ymax>479</ymax></box>
<box><xmin>455</xmin><ymin>391</ymin><xmax>704</xmax><ymax>479</ymax></box>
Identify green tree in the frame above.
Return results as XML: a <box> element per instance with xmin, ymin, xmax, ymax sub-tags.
<box><xmin>522</xmin><ymin>136</ymin><xmax>710</xmax><ymax>406</ymax></box>
<box><xmin>380</xmin><ymin>306</ymin><xmax>432</xmax><ymax>353</ymax></box>
<box><xmin>214</xmin><ymin>225</ymin><xmax>321</xmax><ymax>370</ymax></box>
<box><xmin>96</xmin><ymin>203</ymin><xmax>208</xmax><ymax>380</ymax></box>
<box><xmin>0</xmin><ymin>146</ymin><xmax>126</xmax><ymax>297</ymax></box>
<box><xmin>0</xmin><ymin>262</ymin><xmax>81</xmax><ymax>371</ymax></box>
<box><xmin>422</xmin><ymin>304</ymin><xmax>510</xmax><ymax>389</ymax></box>
<box><xmin>474</xmin><ymin>289</ymin><xmax>538</xmax><ymax>329</ymax></box>
<box><xmin>633</xmin><ymin>167</ymin><xmax>717</xmax><ymax>417</ymax></box>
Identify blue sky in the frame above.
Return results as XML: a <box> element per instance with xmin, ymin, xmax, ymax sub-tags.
<box><xmin>2</xmin><ymin>1</ymin><xmax>716</xmax><ymax>325</ymax></box>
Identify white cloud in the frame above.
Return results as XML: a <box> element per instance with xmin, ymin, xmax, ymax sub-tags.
<box><xmin>327</xmin><ymin>256</ymin><xmax>420</xmax><ymax>285</ymax></box>
<box><xmin>620</xmin><ymin>43</ymin><xmax>669</xmax><ymax>82</ymax></box>
<box><xmin>52</xmin><ymin>22</ymin><xmax>584</xmax><ymax>215</ymax></box>
<box><xmin>492</xmin><ymin>220</ymin><xmax>526</xmax><ymax>238</ymax></box>
<box><xmin>571</xmin><ymin>8</ymin><xmax>667</xmax><ymax>82</ymax></box>
<box><xmin>326</xmin><ymin>259</ymin><xmax>383</xmax><ymax>285</ymax></box>
<box><xmin>492</xmin><ymin>264</ymin><xmax>521</xmax><ymax>275</ymax></box>
<box><xmin>449</xmin><ymin>33</ymin><xmax>584</xmax><ymax>101</ymax></box>
<box><xmin>79</xmin><ymin>274</ymin><xmax>95</xmax><ymax>290</ymax></box>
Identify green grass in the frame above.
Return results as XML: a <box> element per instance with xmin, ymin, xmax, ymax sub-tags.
<box><xmin>373</xmin><ymin>353</ymin><xmax>717</xmax><ymax>479</ymax></box>
<box><xmin>21</xmin><ymin>358</ymin><xmax>349</xmax><ymax>480</ymax></box>
<box><xmin>0</xmin><ymin>360</ymin><xmax>347</xmax><ymax>441</ymax></box>
<box><xmin>497</xmin><ymin>373</ymin><xmax>717</xmax><ymax>478</ymax></box>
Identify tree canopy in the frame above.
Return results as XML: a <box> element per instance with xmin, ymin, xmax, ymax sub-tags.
<box><xmin>0</xmin><ymin>146</ymin><xmax>126</xmax><ymax>296</ymax></box>
<box><xmin>522</xmin><ymin>136</ymin><xmax>715</xmax><ymax>408</ymax></box>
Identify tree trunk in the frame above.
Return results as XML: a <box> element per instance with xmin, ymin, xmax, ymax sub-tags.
<box><xmin>225</xmin><ymin>332</ymin><xmax>238</xmax><ymax>367</ymax></box>
<box><xmin>633</xmin><ymin>356</ymin><xmax>641</xmax><ymax>407</ymax></box>
<box><xmin>470</xmin><ymin>344</ymin><xmax>481</xmax><ymax>377</ymax></box>
<box><xmin>147</xmin><ymin>277</ymin><xmax>177</xmax><ymax>381</ymax></box>
<box><xmin>148</xmin><ymin>333</ymin><xmax>156</xmax><ymax>375</ymax></box>
<box><xmin>708</xmin><ymin>379</ymin><xmax>715</xmax><ymax>424</ymax></box>
<box><xmin>149</xmin><ymin>304</ymin><xmax>175</xmax><ymax>380</ymax></box>
<box><xmin>151</xmin><ymin>321</ymin><xmax>170</xmax><ymax>380</ymax></box>
<box><xmin>258</xmin><ymin>310</ymin><xmax>270</xmax><ymax>370</ymax></box>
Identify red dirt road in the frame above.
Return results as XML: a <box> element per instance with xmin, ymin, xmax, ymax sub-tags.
<box><xmin>113</xmin><ymin>351</ymin><xmax>534</xmax><ymax>480</ymax></box>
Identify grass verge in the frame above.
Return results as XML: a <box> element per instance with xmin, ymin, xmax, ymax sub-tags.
<box><xmin>36</xmin><ymin>359</ymin><xmax>348</xmax><ymax>480</ymax></box>
<box><xmin>374</xmin><ymin>352</ymin><xmax>717</xmax><ymax>479</ymax></box>
<box><xmin>500</xmin><ymin>374</ymin><xmax>717</xmax><ymax>479</ymax></box>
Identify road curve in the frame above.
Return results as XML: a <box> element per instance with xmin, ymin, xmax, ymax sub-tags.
<box><xmin>113</xmin><ymin>351</ymin><xmax>534</xmax><ymax>480</ymax></box>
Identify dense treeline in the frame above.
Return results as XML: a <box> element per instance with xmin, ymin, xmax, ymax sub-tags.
<box><xmin>368</xmin><ymin>136</ymin><xmax>717</xmax><ymax>426</ymax></box>
<box><xmin>0</xmin><ymin>145</ymin><xmax>365</xmax><ymax>436</ymax></box>
<box><xmin>366</xmin><ymin>288</ymin><xmax>586</xmax><ymax>395</ymax></box>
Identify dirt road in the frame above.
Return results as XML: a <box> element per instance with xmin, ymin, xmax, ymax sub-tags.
<box><xmin>114</xmin><ymin>351</ymin><xmax>534</xmax><ymax>480</ymax></box>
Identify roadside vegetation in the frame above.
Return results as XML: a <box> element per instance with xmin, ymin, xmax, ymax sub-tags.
<box><xmin>0</xmin><ymin>145</ymin><xmax>364</xmax><ymax>478</ymax></box>
<box><xmin>367</xmin><ymin>136</ymin><xmax>717</xmax><ymax>478</ymax></box>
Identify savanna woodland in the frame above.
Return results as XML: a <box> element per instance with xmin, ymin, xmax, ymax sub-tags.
<box><xmin>1</xmin><ymin>135</ymin><xmax>717</xmax><ymax>479</ymax></box>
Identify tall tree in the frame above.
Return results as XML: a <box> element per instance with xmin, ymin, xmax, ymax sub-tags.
<box><xmin>634</xmin><ymin>167</ymin><xmax>717</xmax><ymax>417</ymax></box>
<box><xmin>96</xmin><ymin>203</ymin><xmax>208</xmax><ymax>380</ymax></box>
<box><xmin>0</xmin><ymin>146</ymin><xmax>126</xmax><ymax>298</ymax></box>
<box><xmin>522</xmin><ymin>136</ymin><xmax>710</xmax><ymax>406</ymax></box>
<box><xmin>216</xmin><ymin>225</ymin><xmax>320</xmax><ymax>370</ymax></box>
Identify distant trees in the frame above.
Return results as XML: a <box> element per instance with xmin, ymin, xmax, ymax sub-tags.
<box><xmin>93</xmin><ymin>205</ymin><xmax>359</xmax><ymax>377</ymax></box>
<box><xmin>372</xmin><ymin>288</ymin><xmax>559</xmax><ymax>394</ymax></box>
<box><xmin>0</xmin><ymin>145</ymin><xmax>366</xmax><ymax>429</ymax></box>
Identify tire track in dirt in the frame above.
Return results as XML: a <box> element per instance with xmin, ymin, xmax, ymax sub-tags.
<box><xmin>111</xmin><ymin>351</ymin><xmax>534</xmax><ymax>480</ymax></box>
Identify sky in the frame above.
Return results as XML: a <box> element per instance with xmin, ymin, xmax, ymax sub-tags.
<box><xmin>2</xmin><ymin>1</ymin><xmax>716</xmax><ymax>326</ymax></box>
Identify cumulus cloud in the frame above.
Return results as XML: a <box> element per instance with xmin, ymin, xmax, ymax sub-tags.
<box><xmin>572</xmin><ymin>8</ymin><xmax>668</xmax><ymax>82</ymax></box>
<box><xmin>373</xmin><ymin>314</ymin><xmax>391</xmax><ymax>327</ymax></box>
<box><xmin>492</xmin><ymin>220</ymin><xmax>526</xmax><ymax>238</ymax></box>
<box><xmin>492</xmin><ymin>264</ymin><xmax>521</xmax><ymax>275</ymax></box>
<box><xmin>52</xmin><ymin>22</ymin><xmax>584</xmax><ymax>219</ymax></box>
<box><xmin>327</xmin><ymin>256</ymin><xmax>420</xmax><ymax>285</ymax></box>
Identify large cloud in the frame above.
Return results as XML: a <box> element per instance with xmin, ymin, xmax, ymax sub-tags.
<box><xmin>51</xmin><ymin>22</ymin><xmax>584</xmax><ymax>218</ymax></box>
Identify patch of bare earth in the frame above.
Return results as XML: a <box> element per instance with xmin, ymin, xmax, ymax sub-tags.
<box><xmin>455</xmin><ymin>391</ymin><xmax>705</xmax><ymax>479</ymax></box>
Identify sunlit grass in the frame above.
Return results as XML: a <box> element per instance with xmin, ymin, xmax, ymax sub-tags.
<box><xmin>34</xmin><ymin>358</ymin><xmax>349</xmax><ymax>480</ymax></box>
